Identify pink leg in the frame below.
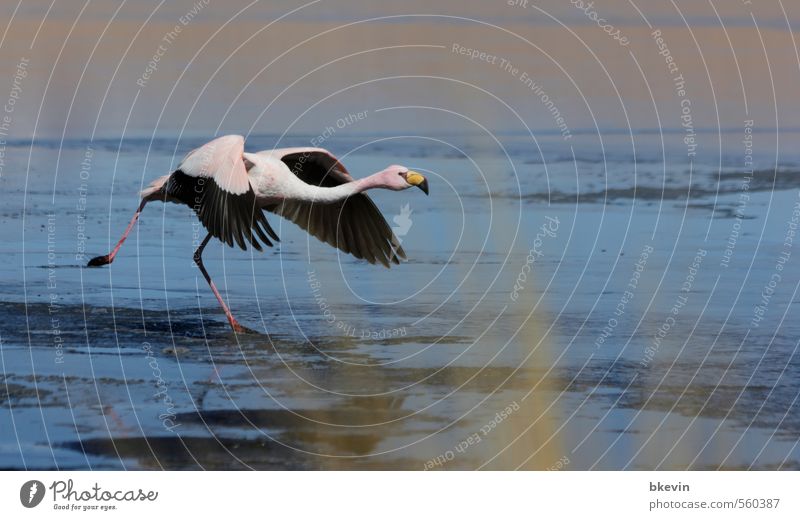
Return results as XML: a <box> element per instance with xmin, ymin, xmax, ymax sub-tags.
<box><xmin>87</xmin><ymin>199</ymin><xmax>147</xmax><ymax>267</ymax></box>
<box><xmin>194</xmin><ymin>233</ymin><xmax>247</xmax><ymax>333</ymax></box>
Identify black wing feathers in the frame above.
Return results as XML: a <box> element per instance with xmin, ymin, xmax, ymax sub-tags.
<box><xmin>167</xmin><ymin>170</ymin><xmax>278</xmax><ymax>251</ymax></box>
<box><xmin>266</xmin><ymin>153</ymin><xmax>406</xmax><ymax>267</ymax></box>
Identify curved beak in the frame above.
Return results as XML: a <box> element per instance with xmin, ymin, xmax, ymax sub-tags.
<box><xmin>405</xmin><ymin>171</ymin><xmax>429</xmax><ymax>195</ymax></box>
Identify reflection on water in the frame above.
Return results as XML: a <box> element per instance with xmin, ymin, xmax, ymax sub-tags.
<box><xmin>3</xmin><ymin>283</ymin><xmax>797</xmax><ymax>470</ymax></box>
<box><xmin>2</xmin><ymin>130</ymin><xmax>800</xmax><ymax>469</ymax></box>
<box><xmin>0</xmin><ymin>298</ymin><xmax>565</xmax><ymax>469</ymax></box>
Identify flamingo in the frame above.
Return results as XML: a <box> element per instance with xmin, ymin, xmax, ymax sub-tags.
<box><xmin>87</xmin><ymin>135</ymin><xmax>429</xmax><ymax>332</ymax></box>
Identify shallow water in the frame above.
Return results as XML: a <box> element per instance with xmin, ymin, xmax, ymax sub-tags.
<box><xmin>1</xmin><ymin>132</ymin><xmax>799</xmax><ymax>470</ymax></box>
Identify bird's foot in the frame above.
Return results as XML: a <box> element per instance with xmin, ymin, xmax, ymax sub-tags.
<box><xmin>87</xmin><ymin>254</ymin><xmax>112</xmax><ymax>267</ymax></box>
<box><xmin>229</xmin><ymin>319</ymin><xmax>258</xmax><ymax>335</ymax></box>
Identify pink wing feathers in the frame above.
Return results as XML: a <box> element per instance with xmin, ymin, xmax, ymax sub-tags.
<box><xmin>167</xmin><ymin>135</ymin><xmax>278</xmax><ymax>250</ymax></box>
<box><xmin>179</xmin><ymin>134</ymin><xmax>251</xmax><ymax>194</ymax></box>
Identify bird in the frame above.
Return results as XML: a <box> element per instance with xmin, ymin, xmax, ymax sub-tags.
<box><xmin>86</xmin><ymin>135</ymin><xmax>429</xmax><ymax>333</ymax></box>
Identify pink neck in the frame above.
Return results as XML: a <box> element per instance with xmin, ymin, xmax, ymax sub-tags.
<box><xmin>354</xmin><ymin>171</ymin><xmax>393</xmax><ymax>192</ymax></box>
<box><xmin>301</xmin><ymin>171</ymin><xmax>390</xmax><ymax>204</ymax></box>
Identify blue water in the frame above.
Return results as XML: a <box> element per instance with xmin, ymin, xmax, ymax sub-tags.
<box><xmin>1</xmin><ymin>131</ymin><xmax>799</xmax><ymax>469</ymax></box>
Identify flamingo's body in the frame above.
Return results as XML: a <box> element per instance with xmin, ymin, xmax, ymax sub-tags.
<box><xmin>88</xmin><ymin>135</ymin><xmax>429</xmax><ymax>332</ymax></box>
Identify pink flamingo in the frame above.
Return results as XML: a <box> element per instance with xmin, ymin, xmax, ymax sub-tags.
<box><xmin>87</xmin><ymin>135</ymin><xmax>429</xmax><ymax>333</ymax></box>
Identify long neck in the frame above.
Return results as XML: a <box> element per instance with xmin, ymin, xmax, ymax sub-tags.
<box><xmin>299</xmin><ymin>173</ymin><xmax>384</xmax><ymax>203</ymax></box>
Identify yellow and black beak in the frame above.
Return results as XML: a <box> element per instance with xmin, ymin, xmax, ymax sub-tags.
<box><xmin>405</xmin><ymin>171</ymin><xmax>429</xmax><ymax>195</ymax></box>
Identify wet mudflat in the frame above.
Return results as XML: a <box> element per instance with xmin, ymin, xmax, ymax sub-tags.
<box><xmin>1</xmin><ymin>135</ymin><xmax>799</xmax><ymax>469</ymax></box>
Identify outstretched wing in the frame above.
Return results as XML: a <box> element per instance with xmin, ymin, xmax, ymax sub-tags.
<box><xmin>168</xmin><ymin>135</ymin><xmax>278</xmax><ymax>250</ymax></box>
<box><xmin>260</xmin><ymin>148</ymin><xmax>406</xmax><ymax>267</ymax></box>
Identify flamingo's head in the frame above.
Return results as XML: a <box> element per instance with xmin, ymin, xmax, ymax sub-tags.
<box><xmin>378</xmin><ymin>165</ymin><xmax>429</xmax><ymax>195</ymax></box>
